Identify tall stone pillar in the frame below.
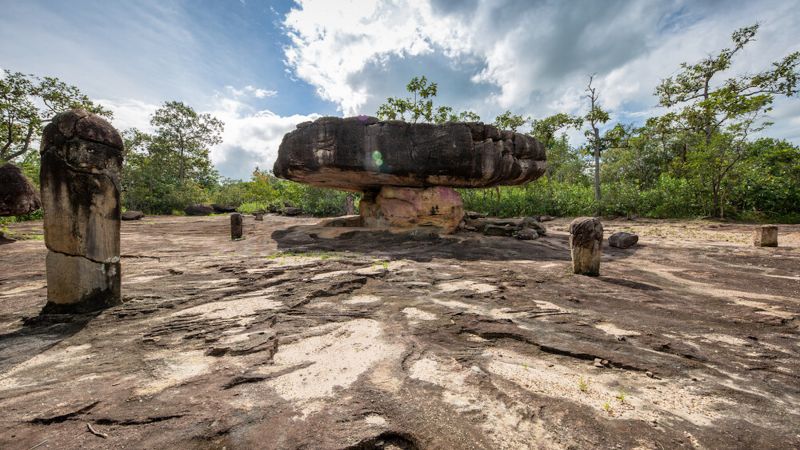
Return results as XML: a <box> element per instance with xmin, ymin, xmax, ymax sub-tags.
<box><xmin>40</xmin><ymin>110</ymin><xmax>124</xmax><ymax>313</ymax></box>
<box><xmin>569</xmin><ymin>217</ymin><xmax>603</xmax><ymax>276</ymax></box>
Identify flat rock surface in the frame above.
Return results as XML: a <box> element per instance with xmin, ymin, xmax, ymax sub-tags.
<box><xmin>1</xmin><ymin>217</ymin><xmax>799</xmax><ymax>449</ymax></box>
<box><xmin>273</xmin><ymin>116</ymin><xmax>546</xmax><ymax>191</ymax></box>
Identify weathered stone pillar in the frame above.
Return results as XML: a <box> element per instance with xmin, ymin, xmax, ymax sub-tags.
<box><xmin>40</xmin><ymin>110</ymin><xmax>124</xmax><ymax>313</ymax></box>
<box><xmin>753</xmin><ymin>225</ymin><xmax>778</xmax><ymax>247</ymax></box>
<box><xmin>231</xmin><ymin>213</ymin><xmax>243</xmax><ymax>239</ymax></box>
<box><xmin>569</xmin><ymin>217</ymin><xmax>603</xmax><ymax>276</ymax></box>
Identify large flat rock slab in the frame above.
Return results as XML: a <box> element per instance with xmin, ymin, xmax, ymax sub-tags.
<box><xmin>273</xmin><ymin>116</ymin><xmax>546</xmax><ymax>191</ymax></box>
<box><xmin>1</xmin><ymin>216</ymin><xmax>799</xmax><ymax>449</ymax></box>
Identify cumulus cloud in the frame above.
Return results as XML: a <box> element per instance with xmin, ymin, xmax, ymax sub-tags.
<box><xmin>225</xmin><ymin>85</ymin><xmax>279</xmax><ymax>99</ymax></box>
<box><xmin>207</xmin><ymin>93</ymin><xmax>319</xmax><ymax>179</ymax></box>
<box><xmin>283</xmin><ymin>0</ymin><xmax>800</xmax><ymax>142</ymax></box>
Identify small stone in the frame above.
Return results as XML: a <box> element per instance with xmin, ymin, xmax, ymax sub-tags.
<box><xmin>254</xmin><ymin>213</ymin><xmax>264</xmax><ymax>221</ymax></box>
<box><xmin>521</xmin><ymin>217</ymin><xmax>547</xmax><ymax>236</ymax></box>
<box><xmin>515</xmin><ymin>228</ymin><xmax>539</xmax><ymax>240</ymax></box>
<box><xmin>609</xmin><ymin>231</ymin><xmax>638</xmax><ymax>249</ymax></box>
<box><xmin>283</xmin><ymin>206</ymin><xmax>303</xmax><ymax>216</ymax></box>
<box><xmin>646</xmin><ymin>371</ymin><xmax>654</xmax><ymax>378</ymax></box>
<box><xmin>593</xmin><ymin>358</ymin><xmax>604</xmax><ymax>367</ymax></box>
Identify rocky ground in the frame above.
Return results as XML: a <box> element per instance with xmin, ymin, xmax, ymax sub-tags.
<box><xmin>1</xmin><ymin>215</ymin><xmax>798</xmax><ymax>449</ymax></box>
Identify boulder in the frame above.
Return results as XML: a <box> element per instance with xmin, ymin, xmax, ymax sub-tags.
<box><xmin>521</xmin><ymin>217</ymin><xmax>547</xmax><ymax>236</ymax></box>
<box><xmin>283</xmin><ymin>206</ymin><xmax>303</xmax><ymax>216</ymax></box>
<box><xmin>185</xmin><ymin>204</ymin><xmax>214</xmax><ymax>216</ymax></box>
<box><xmin>274</xmin><ymin>117</ymin><xmax>546</xmax><ymax>191</ymax></box>
<box><xmin>121</xmin><ymin>210</ymin><xmax>144</xmax><ymax>221</ymax></box>
<box><xmin>608</xmin><ymin>231</ymin><xmax>638</xmax><ymax>249</ymax></box>
<box><xmin>359</xmin><ymin>186</ymin><xmax>464</xmax><ymax>234</ymax></box>
<box><xmin>515</xmin><ymin>228</ymin><xmax>540</xmax><ymax>240</ymax></box>
<box><xmin>0</xmin><ymin>163</ymin><xmax>41</xmax><ymax>216</ymax></box>
<box><xmin>212</xmin><ymin>204</ymin><xmax>237</xmax><ymax>213</ymax></box>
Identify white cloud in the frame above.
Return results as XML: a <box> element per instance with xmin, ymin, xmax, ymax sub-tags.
<box><xmin>225</xmin><ymin>85</ymin><xmax>278</xmax><ymax>99</ymax></box>
<box><xmin>282</xmin><ymin>0</ymin><xmax>800</xmax><ymax>144</ymax></box>
<box><xmin>99</xmin><ymin>92</ymin><xmax>317</xmax><ymax>180</ymax></box>
<box><xmin>206</xmin><ymin>92</ymin><xmax>319</xmax><ymax>179</ymax></box>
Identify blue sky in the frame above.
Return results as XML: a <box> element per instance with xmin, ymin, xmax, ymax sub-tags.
<box><xmin>2</xmin><ymin>0</ymin><xmax>799</xmax><ymax>179</ymax></box>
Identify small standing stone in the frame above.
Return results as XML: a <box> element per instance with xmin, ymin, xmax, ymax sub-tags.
<box><xmin>254</xmin><ymin>213</ymin><xmax>264</xmax><ymax>221</ymax></box>
<box><xmin>40</xmin><ymin>110</ymin><xmax>124</xmax><ymax>313</ymax></box>
<box><xmin>569</xmin><ymin>217</ymin><xmax>603</xmax><ymax>276</ymax></box>
<box><xmin>753</xmin><ymin>225</ymin><xmax>778</xmax><ymax>247</ymax></box>
<box><xmin>231</xmin><ymin>213</ymin><xmax>243</xmax><ymax>240</ymax></box>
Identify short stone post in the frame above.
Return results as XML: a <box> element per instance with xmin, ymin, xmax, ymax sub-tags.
<box><xmin>345</xmin><ymin>193</ymin><xmax>355</xmax><ymax>216</ymax></box>
<box><xmin>40</xmin><ymin>110</ymin><xmax>124</xmax><ymax>313</ymax></box>
<box><xmin>753</xmin><ymin>225</ymin><xmax>778</xmax><ymax>247</ymax></box>
<box><xmin>231</xmin><ymin>213</ymin><xmax>243</xmax><ymax>239</ymax></box>
<box><xmin>569</xmin><ymin>217</ymin><xmax>603</xmax><ymax>276</ymax></box>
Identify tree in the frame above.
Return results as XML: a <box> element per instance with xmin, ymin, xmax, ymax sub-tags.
<box><xmin>583</xmin><ymin>75</ymin><xmax>610</xmax><ymax>215</ymax></box>
<box><xmin>376</xmin><ymin>76</ymin><xmax>480</xmax><ymax>123</ymax></box>
<box><xmin>150</xmin><ymin>101</ymin><xmax>223</xmax><ymax>185</ymax></box>
<box><xmin>493</xmin><ymin>110</ymin><xmax>527</xmax><ymax>132</ymax></box>
<box><xmin>655</xmin><ymin>23</ymin><xmax>800</xmax><ymax>216</ymax></box>
<box><xmin>0</xmin><ymin>70</ymin><xmax>109</xmax><ymax>163</ymax></box>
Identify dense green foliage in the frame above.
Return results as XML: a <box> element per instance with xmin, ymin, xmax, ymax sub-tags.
<box><xmin>1</xmin><ymin>69</ymin><xmax>109</xmax><ymax>167</ymax></box>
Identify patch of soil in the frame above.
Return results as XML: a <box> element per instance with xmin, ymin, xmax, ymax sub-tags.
<box><xmin>0</xmin><ymin>216</ymin><xmax>798</xmax><ymax>449</ymax></box>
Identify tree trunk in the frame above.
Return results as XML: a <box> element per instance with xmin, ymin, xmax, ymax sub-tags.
<box><xmin>594</xmin><ymin>147</ymin><xmax>601</xmax><ymax>217</ymax></box>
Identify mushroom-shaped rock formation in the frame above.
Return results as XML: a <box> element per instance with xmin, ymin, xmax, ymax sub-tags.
<box><xmin>0</xmin><ymin>163</ymin><xmax>41</xmax><ymax>217</ymax></box>
<box><xmin>274</xmin><ymin>116</ymin><xmax>546</xmax><ymax>233</ymax></box>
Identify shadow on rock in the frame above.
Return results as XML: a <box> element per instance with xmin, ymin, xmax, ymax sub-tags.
<box><xmin>0</xmin><ymin>312</ymin><xmax>97</xmax><ymax>373</ymax></box>
<box><xmin>271</xmin><ymin>225</ymin><xmax>574</xmax><ymax>262</ymax></box>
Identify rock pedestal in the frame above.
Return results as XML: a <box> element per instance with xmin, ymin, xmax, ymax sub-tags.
<box><xmin>231</xmin><ymin>213</ymin><xmax>243</xmax><ymax>239</ymax></box>
<box><xmin>40</xmin><ymin>110</ymin><xmax>124</xmax><ymax>313</ymax></box>
<box><xmin>569</xmin><ymin>217</ymin><xmax>603</xmax><ymax>276</ymax></box>
<box><xmin>753</xmin><ymin>225</ymin><xmax>778</xmax><ymax>247</ymax></box>
<box><xmin>359</xmin><ymin>186</ymin><xmax>464</xmax><ymax>234</ymax></box>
